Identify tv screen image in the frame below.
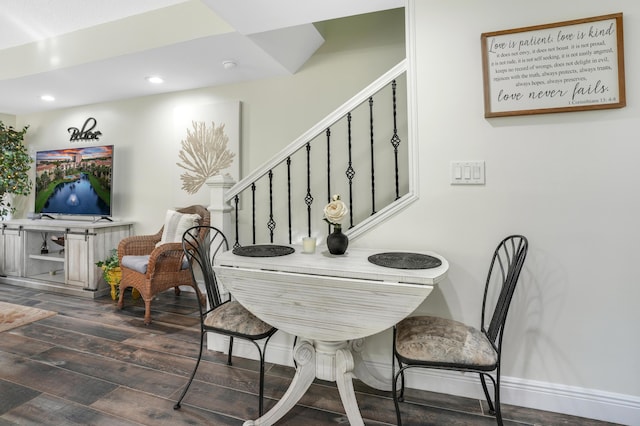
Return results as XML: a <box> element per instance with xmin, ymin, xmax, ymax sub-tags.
<box><xmin>34</xmin><ymin>145</ymin><xmax>114</xmax><ymax>217</ymax></box>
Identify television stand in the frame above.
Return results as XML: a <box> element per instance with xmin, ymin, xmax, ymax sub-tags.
<box><xmin>0</xmin><ymin>219</ymin><xmax>132</xmax><ymax>298</ymax></box>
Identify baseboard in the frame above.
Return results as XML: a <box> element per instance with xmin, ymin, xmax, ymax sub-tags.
<box><xmin>207</xmin><ymin>334</ymin><xmax>639</xmax><ymax>425</ymax></box>
<box><xmin>395</xmin><ymin>367</ymin><xmax>639</xmax><ymax>426</ymax></box>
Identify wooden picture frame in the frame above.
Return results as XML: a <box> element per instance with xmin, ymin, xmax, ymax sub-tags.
<box><xmin>481</xmin><ymin>13</ymin><xmax>625</xmax><ymax>118</ymax></box>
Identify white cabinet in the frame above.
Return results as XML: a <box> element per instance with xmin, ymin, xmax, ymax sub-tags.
<box><xmin>0</xmin><ymin>225</ymin><xmax>22</xmax><ymax>277</ymax></box>
<box><xmin>65</xmin><ymin>232</ymin><xmax>90</xmax><ymax>288</ymax></box>
<box><xmin>0</xmin><ymin>219</ymin><xmax>132</xmax><ymax>298</ymax></box>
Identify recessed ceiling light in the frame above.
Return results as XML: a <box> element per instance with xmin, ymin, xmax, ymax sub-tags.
<box><xmin>41</xmin><ymin>95</ymin><xmax>55</xmax><ymax>102</ymax></box>
<box><xmin>222</xmin><ymin>60</ymin><xmax>237</xmax><ymax>70</ymax></box>
<box><xmin>146</xmin><ymin>76</ymin><xmax>164</xmax><ymax>84</ymax></box>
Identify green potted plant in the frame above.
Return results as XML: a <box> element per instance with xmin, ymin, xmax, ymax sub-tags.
<box><xmin>96</xmin><ymin>249</ymin><xmax>140</xmax><ymax>301</ymax></box>
<box><xmin>96</xmin><ymin>249</ymin><xmax>122</xmax><ymax>300</ymax></box>
<box><xmin>0</xmin><ymin>121</ymin><xmax>32</xmax><ymax>220</ymax></box>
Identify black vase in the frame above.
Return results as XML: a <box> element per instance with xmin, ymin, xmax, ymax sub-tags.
<box><xmin>327</xmin><ymin>225</ymin><xmax>349</xmax><ymax>255</ymax></box>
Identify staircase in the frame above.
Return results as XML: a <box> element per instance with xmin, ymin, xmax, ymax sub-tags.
<box><xmin>213</xmin><ymin>59</ymin><xmax>415</xmax><ymax>247</ymax></box>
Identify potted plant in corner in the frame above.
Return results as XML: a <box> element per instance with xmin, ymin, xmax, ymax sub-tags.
<box><xmin>96</xmin><ymin>249</ymin><xmax>122</xmax><ymax>300</ymax></box>
<box><xmin>96</xmin><ymin>249</ymin><xmax>140</xmax><ymax>301</ymax></box>
<box><xmin>0</xmin><ymin>121</ymin><xmax>32</xmax><ymax>220</ymax></box>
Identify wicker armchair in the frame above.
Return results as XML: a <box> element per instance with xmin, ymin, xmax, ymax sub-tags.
<box><xmin>117</xmin><ymin>205</ymin><xmax>210</xmax><ymax>324</ymax></box>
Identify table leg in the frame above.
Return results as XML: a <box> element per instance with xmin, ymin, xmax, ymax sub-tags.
<box><xmin>350</xmin><ymin>339</ymin><xmax>392</xmax><ymax>391</ymax></box>
<box><xmin>335</xmin><ymin>347</ymin><xmax>364</xmax><ymax>426</ymax></box>
<box><xmin>243</xmin><ymin>340</ymin><xmax>316</xmax><ymax>426</ymax></box>
<box><xmin>245</xmin><ymin>339</ymin><xmax>370</xmax><ymax>426</ymax></box>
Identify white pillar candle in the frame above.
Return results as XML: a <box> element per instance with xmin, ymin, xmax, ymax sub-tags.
<box><xmin>302</xmin><ymin>237</ymin><xmax>316</xmax><ymax>253</ymax></box>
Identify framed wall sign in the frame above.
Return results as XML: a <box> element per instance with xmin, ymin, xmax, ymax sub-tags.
<box><xmin>481</xmin><ymin>13</ymin><xmax>625</xmax><ymax>118</ymax></box>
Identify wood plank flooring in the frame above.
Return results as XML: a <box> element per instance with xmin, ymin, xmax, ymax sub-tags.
<box><xmin>0</xmin><ymin>284</ymin><xmax>619</xmax><ymax>425</ymax></box>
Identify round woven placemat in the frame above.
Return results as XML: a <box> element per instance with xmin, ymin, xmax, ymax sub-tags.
<box><xmin>368</xmin><ymin>252</ymin><xmax>442</xmax><ymax>269</ymax></box>
<box><xmin>232</xmin><ymin>245</ymin><xmax>295</xmax><ymax>257</ymax></box>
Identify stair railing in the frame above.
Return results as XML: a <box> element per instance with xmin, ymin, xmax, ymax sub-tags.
<box><xmin>223</xmin><ymin>59</ymin><xmax>417</xmax><ymax>247</ymax></box>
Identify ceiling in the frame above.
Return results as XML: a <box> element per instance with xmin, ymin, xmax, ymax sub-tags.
<box><xmin>0</xmin><ymin>0</ymin><xmax>404</xmax><ymax>116</ymax></box>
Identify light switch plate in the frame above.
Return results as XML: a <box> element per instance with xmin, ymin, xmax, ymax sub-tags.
<box><xmin>451</xmin><ymin>161</ymin><xmax>485</xmax><ymax>185</ymax></box>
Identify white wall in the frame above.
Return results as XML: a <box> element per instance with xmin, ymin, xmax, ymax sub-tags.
<box><xmin>0</xmin><ymin>113</ymin><xmax>15</xmax><ymax>126</ymax></box>
<box><xmin>357</xmin><ymin>1</ymin><xmax>639</xmax><ymax>423</ymax></box>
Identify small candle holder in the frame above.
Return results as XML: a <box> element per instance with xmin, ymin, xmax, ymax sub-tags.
<box><xmin>302</xmin><ymin>237</ymin><xmax>317</xmax><ymax>254</ymax></box>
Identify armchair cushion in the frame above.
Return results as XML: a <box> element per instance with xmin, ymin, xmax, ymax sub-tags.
<box><xmin>156</xmin><ymin>209</ymin><xmax>202</xmax><ymax>247</ymax></box>
<box><xmin>121</xmin><ymin>255</ymin><xmax>151</xmax><ymax>274</ymax></box>
<box><xmin>122</xmin><ymin>254</ymin><xmax>189</xmax><ymax>275</ymax></box>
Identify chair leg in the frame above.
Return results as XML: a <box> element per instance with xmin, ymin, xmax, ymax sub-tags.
<box><xmin>174</xmin><ymin>286</ymin><xmax>181</xmax><ymax>296</ymax></box>
<box><xmin>254</xmin><ymin>334</ymin><xmax>274</xmax><ymax>416</ymax></box>
<box><xmin>391</xmin><ymin>326</ymin><xmax>405</xmax><ymax>426</ymax></box>
<box><xmin>392</xmin><ymin>367</ymin><xmax>405</xmax><ymax>426</ymax></box>
<box><xmin>143</xmin><ymin>298</ymin><xmax>152</xmax><ymax>325</ymax></box>
<box><xmin>194</xmin><ymin>286</ymin><xmax>206</xmax><ymax>306</ymax></box>
<box><xmin>480</xmin><ymin>372</ymin><xmax>504</xmax><ymax>425</ymax></box>
<box><xmin>392</xmin><ymin>327</ymin><xmax>406</xmax><ymax>402</ymax></box>
<box><xmin>117</xmin><ymin>284</ymin><xmax>127</xmax><ymax>310</ymax></box>
<box><xmin>227</xmin><ymin>336</ymin><xmax>234</xmax><ymax>366</ymax></box>
<box><xmin>494</xmin><ymin>381</ymin><xmax>503</xmax><ymax>426</ymax></box>
<box><xmin>258</xmin><ymin>346</ymin><xmax>266</xmax><ymax>416</ymax></box>
<box><xmin>397</xmin><ymin>356</ymin><xmax>406</xmax><ymax>401</ymax></box>
<box><xmin>479</xmin><ymin>373</ymin><xmax>496</xmax><ymax>414</ymax></box>
<box><xmin>174</xmin><ymin>330</ymin><xmax>206</xmax><ymax>409</ymax></box>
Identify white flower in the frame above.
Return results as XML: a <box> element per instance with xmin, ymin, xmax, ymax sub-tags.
<box><xmin>323</xmin><ymin>194</ymin><xmax>348</xmax><ymax>226</ymax></box>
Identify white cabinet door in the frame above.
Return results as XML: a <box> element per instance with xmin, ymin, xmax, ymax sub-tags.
<box><xmin>65</xmin><ymin>232</ymin><xmax>89</xmax><ymax>288</ymax></box>
<box><xmin>1</xmin><ymin>227</ymin><xmax>23</xmax><ymax>277</ymax></box>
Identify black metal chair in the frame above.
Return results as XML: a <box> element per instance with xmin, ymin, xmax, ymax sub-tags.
<box><xmin>392</xmin><ymin>235</ymin><xmax>528</xmax><ymax>425</ymax></box>
<box><xmin>173</xmin><ymin>226</ymin><xmax>277</xmax><ymax>415</ymax></box>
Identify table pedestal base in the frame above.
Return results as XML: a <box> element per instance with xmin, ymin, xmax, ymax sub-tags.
<box><xmin>243</xmin><ymin>339</ymin><xmax>366</xmax><ymax>426</ymax></box>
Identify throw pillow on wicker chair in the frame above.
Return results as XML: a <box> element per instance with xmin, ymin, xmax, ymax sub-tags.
<box><xmin>155</xmin><ymin>209</ymin><xmax>201</xmax><ymax>247</ymax></box>
<box><xmin>123</xmin><ymin>209</ymin><xmax>199</xmax><ymax>273</ymax></box>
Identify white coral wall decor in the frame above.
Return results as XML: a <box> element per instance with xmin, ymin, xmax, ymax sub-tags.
<box><xmin>176</xmin><ymin>120</ymin><xmax>236</xmax><ymax>194</ymax></box>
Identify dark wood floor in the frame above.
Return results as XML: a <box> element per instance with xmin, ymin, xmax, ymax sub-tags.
<box><xmin>0</xmin><ymin>284</ymin><xmax>618</xmax><ymax>426</ymax></box>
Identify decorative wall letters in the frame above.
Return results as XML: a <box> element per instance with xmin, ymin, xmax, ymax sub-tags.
<box><xmin>68</xmin><ymin>117</ymin><xmax>102</xmax><ymax>141</ymax></box>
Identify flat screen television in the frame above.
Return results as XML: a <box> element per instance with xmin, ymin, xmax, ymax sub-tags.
<box><xmin>34</xmin><ymin>145</ymin><xmax>114</xmax><ymax>218</ymax></box>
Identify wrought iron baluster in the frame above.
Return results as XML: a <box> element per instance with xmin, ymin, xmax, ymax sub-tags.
<box><xmin>326</xmin><ymin>128</ymin><xmax>332</xmax><ymax>234</ymax></box>
<box><xmin>251</xmin><ymin>182</ymin><xmax>256</xmax><ymax>244</ymax></box>
<box><xmin>345</xmin><ymin>112</ymin><xmax>355</xmax><ymax>228</ymax></box>
<box><xmin>369</xmin><ymin>96</ymin><xmax>376</xmax><ymax>215</ymax></box>
<box><xmin>390</xmin><ymin>79</ymin><xmax>401</xmax><ymax>200</ymax></box>
<box><xmin>234</xmin><ymin>194</ymin><xmax>240</xmax><ymax>248</ymax></box>
<box><xmin>267</xmin><ymin>170</ymin><xmax>276</xmax><ymax>243</ymax></box>
<box><xmin>326</xmin><ymin>128</ymin><xmax>331</xmax><ymax>202</ymax></box>
<box><xmin>304</xmin><ymin>143</ymin><xmax>314</xmax><ymax>237</ymax></box>
<box><xmin>287</xmin><ymin>157</ymin><xmax>292</xmax><ymax>244</ymax></box>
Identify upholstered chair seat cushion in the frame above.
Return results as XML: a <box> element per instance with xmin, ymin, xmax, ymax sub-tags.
<box><xmin>204</xmin><ymin>301</ymin><xmax>274</xmax><ymax>338</ymax></box>
<box><xmin>121</xmin><ymin>254</ymin><xmax>189</xmax><ymax>275</ymax></box>
<box><xmin>121</xmin><ymin>255</ymin><xmax>151</xmax><ymax>274</ymax></box>
<box><xmin>395</xmin><ymin>316</ymin><xmax>498</xmax><ymax>370</ymax></box>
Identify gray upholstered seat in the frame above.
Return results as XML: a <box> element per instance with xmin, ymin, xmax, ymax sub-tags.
<box><xmin>392</xmin><ymin>235</ymin><xmax>528</xmax><ymax>426</ymax></box>
<box><xmin>395</xmin><ymin>316</ymin><xmax>497</xmax><ymax>369</ymax></box>
<box><xmin>121</xmin><ymin>254</ymin><xmax>189</xmax><ymax>274</ymax></box>
<box><xmin>204</xmin><ymin>300</ymin><xmax>274</xmax><ymax>337</ymax></box>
